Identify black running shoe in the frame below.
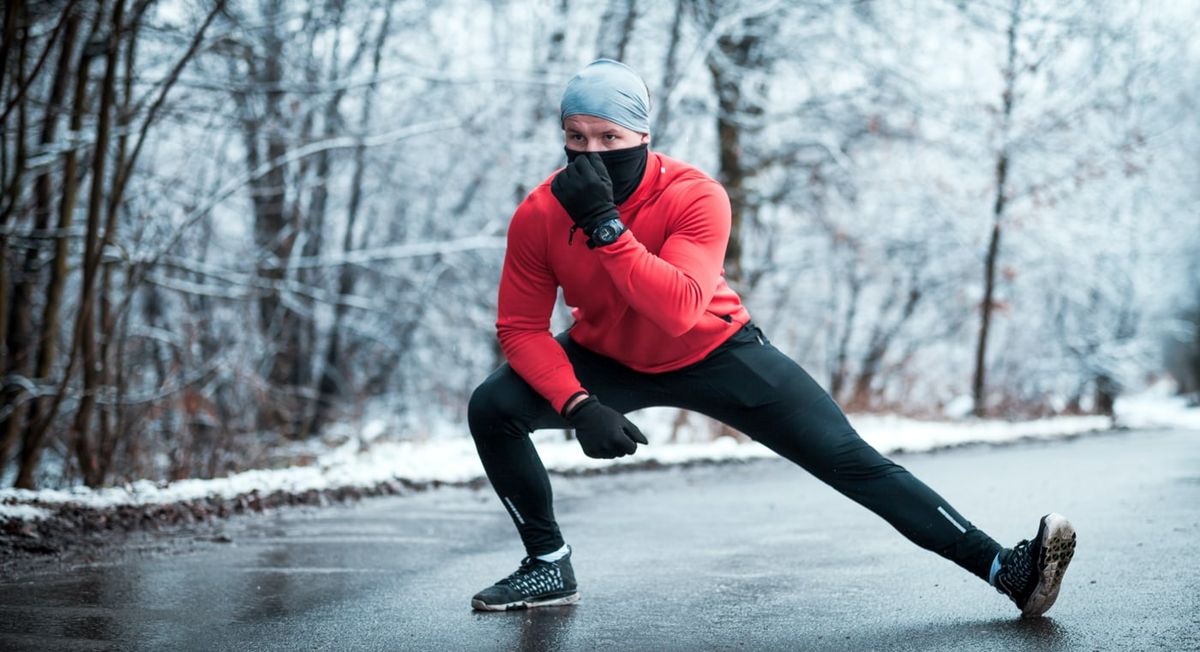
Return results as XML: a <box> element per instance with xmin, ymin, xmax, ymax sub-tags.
<box><xmin>994</xmin><ymin>513</ymin><xmax>1077</xmax><ymax>617</ymax></box>
<box><xmin>471</xmin><ymin>546</ymin><xmax>579</xmax><ymax>611</ymax></box>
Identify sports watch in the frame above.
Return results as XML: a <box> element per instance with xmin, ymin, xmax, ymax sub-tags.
<box><xmin>587</xmin><ymin>217</ymin><xmax>627</xmax><ymax>249</ymax></box>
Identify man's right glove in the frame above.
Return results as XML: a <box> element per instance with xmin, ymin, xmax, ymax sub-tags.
<box><xmin>550</xmin><ymin>153</ymin><xmax>620</xmax><ymax>237</ymax></box>
<box><xmin>564</xmin><ymin>395</ymin><xmax>648</xmax><ymax>459</ymax></box>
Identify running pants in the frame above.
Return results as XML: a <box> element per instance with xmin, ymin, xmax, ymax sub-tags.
<box><xmin>468</xmin><ymin>321</ymin><xmax>1002</xmax><ymax>581</ymax></box>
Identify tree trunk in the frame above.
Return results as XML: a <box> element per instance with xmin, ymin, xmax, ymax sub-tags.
<box><xmin>595</xmin><ymin>0</ymin><xmax>637</xmax><ymax>62</ymax></box>
<box><xmin>72</xmin><ymin>0</ymin><xmax>124</xmax><ymax>487</ymax></box>
<box><xmin>851</xmin><ymin>281</ymin><xmax>923</xmax><ymax>409</ymax></box>
<box><xmin>699</xmin><ymin>4</ymin><xmax>774</xmax><ymax>440</ymax></box>
<box><xmin>15</xmin><ymin>4</ymin><xmax>99</xmax><ymax>489</ymax></box>
<box><xmin>292</xmin><ymin>16</ymin><xmax>325</xmax><ymax>441</ymax></box>
<box><xmin>708</xmin><ymin>55</ymin><xmax>747</xmax><ymax>289</ymax></box>
<box><xmin>972</xmin><ymin>0</ymin><xmax>1021</xmax><ymax>418</ymax></box>
<box><xmin>311</xmin><ymin>2</ymin><xmax>394</xmax><ymax>435</ymax></box>
<box><xmin>829</xmin><ymin>270</ymin><xmax>862</xmax><ymax>402</ymax></box>
<box><xmin>0</xmin><ymin>18</ymin><xmax>28</xmax><ymax>362</ymax></box>
<box><xmin>95</xmin><ymin>1</ymin><xmax>147</xmax><ymax>482</ymax></box>
<box><xmin>0</xmin><ymin>3</ymin><xmax>79</xmax><ymax>479</ymax></box>
<box><xmin>238</xmin><ymin>0</ymin><xmax>308</xmax><ymax>440</ymax></box>
<box><xmin>651</xmin><ymin>0</ymin><xmax>685</xmax><ymax>143</ymax></box>
<box><xmin>1094</xmin><ymin>374</ymin><xmax>1117</xmax><ymax>417</ymax></box>
<box><xmin>0</xmin><ymin>0</ymin><xmax>30</xmax><ymax>475</ymax></box>
<box><xmin>705</xmin><ymin>13</ymin><xmax>771</xmax><ymax>291</ymax></box>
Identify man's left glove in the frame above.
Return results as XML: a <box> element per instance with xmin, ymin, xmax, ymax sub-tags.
<box><xmin>551</xmin><ymin>152</ymin><xmax>620</xmax><ymax>237</ymax></box>
<box><xmin>564</xmin><ymin>395</ymin><xmax>648</xmax><ymax>459</ymax></box>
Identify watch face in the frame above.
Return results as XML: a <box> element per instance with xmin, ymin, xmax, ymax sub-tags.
<box><xmin>596</xmin><ymin>225</ymin><xmax>615</xmax><ymax>241</ymax></box>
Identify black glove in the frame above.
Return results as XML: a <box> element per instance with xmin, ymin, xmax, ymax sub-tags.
<box><xmin>564</xmin><ymin>395</ymin><xmax>648</xmax><ymax>459</ymax></box>
<box><xmin>550</xmin><ymin>153</ymin><xmax>620</xmax><ymax>236</ymax></box>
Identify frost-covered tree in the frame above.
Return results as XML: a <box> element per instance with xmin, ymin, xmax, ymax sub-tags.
<box><xmin>2</xmin><ymin>0</ymin><xmax>1195</xmax><ymax>487</ymax></box>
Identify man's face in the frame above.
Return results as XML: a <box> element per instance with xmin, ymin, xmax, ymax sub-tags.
<box><xmin>563</xmin><ymin>114</ymin><xmax>650</xmax><ymax>152</ymax></box>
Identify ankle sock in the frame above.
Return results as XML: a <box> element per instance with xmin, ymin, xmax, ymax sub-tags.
<box><xmin>536</xmin><ymin>544</ymin><xmax>570</xmax><ymax>563</ymax></box>
<box><xmin>988</xmin><ymin>550</ymin><xmax>1003</xmax><ymax>586</ymax></box>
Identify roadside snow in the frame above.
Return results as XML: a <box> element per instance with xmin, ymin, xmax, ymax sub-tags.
<box><xmin>1</xmin><ymin>386</ymin><xmax>1195</xmax><ymax>522</ymax></box>
<box><xmin>0</xmin><ymin>504</ymin><xmax>53</xmax><ymax>521</ymax></box>
<box><xmin>1112</xmin><ymin>381</ymin><xmax>1200</xmax><ymax>431</ymax></box>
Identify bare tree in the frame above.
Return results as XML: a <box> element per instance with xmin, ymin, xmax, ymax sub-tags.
<box><xmin>310</xmin><ymin>1</ymin><xmax>395</xmax><ymax>435</ymax></box>
<box><xmin>3</xmin><ymin>0</ymin><xmax>224</xmax><ymax>487</ymax></box>
<box><xmin>961</xmin><ymin>0</ymin><xmax>1159</xmax><ymax>416</ymax></box>
<box><xmin>0</xmin><ymin>0</ymin><xmax>1192</xmax><ymax>489</ymax></box>
<box><xmin>686</xmin><ymin>0</ymin><xmax>787</xmax><ymax>291</ymax></box>
<box><xmin>596</xmin><ymin>0</ymin><xmax>638</xmax><ymax>62</ymax></box>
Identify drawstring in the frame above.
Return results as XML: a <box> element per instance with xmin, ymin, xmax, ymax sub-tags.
<box><xmin>568</xmin><ymin>224</ymin><xmax>579</xmax><ymax>245</ymax></box>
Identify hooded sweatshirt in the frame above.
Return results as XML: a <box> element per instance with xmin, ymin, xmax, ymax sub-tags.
<box><xmin>495</xmin><ymin>150</ymin><xmax>752</xmax><ymax>416</ymax></box>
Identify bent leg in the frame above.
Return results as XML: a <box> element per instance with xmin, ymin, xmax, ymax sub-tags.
<box><xmin>468</xmin><ymin>330</ymin><xmax>666</xmax><ymax>557</ymax></box>
<box><xmin>686</xmin><ymin>325</ymin><xmax>1002</xmax><ymax>580</ymax></box>
<box><xmin>468</xmin><ymin>371</ymin><xmax>565</xmax><ymax>556</ymax></box>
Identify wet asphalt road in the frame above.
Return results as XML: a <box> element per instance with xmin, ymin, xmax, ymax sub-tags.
<box><xmin>0</xmin><ymin>427</ymin><xmax>1197</xmax><ymax>651</ymax></box>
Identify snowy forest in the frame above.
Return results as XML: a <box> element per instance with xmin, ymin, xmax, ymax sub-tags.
<box><xmin>1</xmin><ymin>0</ymin><xmax>1198</xmax><ymax>491</ymax></box>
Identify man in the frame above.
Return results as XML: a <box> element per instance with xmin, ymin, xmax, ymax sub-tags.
<box><xmin>467</xmin><ymin>59</ymin><xmax>1076</xmax><ymax>617</ymax></box>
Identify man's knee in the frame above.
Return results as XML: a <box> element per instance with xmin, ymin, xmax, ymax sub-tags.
<box><xmin>467</xmin><ymin>378</ymin><xmax>501</xmax><ymax>440</ymax></box>
<box><xmin>823</xmin><ymin>433</ymin><xmax>906</xmax><ymax>482</ymax></box>
<box><xmin>468</xmin><ymin>368</ymin><xmax>533</xmax><ymax>441</ymax></box>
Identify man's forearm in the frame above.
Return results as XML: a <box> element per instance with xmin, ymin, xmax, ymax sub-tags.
<box><xmin>497</xmin><ymin>327</ymin><xmax>588</xmax><ymax>416</ymax></box>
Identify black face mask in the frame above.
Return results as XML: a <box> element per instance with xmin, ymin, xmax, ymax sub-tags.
<box><xmin>564</xmin><ymin>143</ymin><xmax>648</xmax><ymax>205</ymax></box>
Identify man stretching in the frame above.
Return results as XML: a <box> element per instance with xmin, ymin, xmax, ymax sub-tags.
<box><xmin>467</xmin><ymin>58</ymin><xmax>1076</xmax><ymax>617</ymax></box>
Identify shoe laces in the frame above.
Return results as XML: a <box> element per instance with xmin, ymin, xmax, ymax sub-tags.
<box><xmin>996</xmin><ymin>539</ymin><xmax>1034</xmax><ymax>597</ymax></box>
<box><xmin>494</xmin><ymin>555</ymin><xmax>565</xmax><ymax>597</ymax></box>
<box><xmin>497</xmin><ymin>556</ymin><xmax>545</xmax><ymax>588</ymax></box>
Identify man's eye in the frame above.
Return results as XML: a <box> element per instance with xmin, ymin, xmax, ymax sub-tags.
<box><xmin>605</xmin><ymin>135</ymin><xmax>617</xmax><ymax>141</ymax></box>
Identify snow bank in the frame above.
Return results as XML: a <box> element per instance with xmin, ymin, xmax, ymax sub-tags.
<box><xmin>0</xmin><ymin>504</ymin><xmax>53</xmax><ymax>521</ymax></box>
<box><xmin>2</xmin><ymin>387</ymin><xmax>1196</xmax><ymax>523</ymax></box>
<box><xmin>1112</xmin><ymin>381</ymin><xmax>1200</xmax><ymax>431</ymax></box>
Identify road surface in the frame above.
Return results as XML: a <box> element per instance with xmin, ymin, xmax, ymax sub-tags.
<box><xmin>0</xmin><ymin>427</ymin><xmax>1197</xmax><ymax>651</ymax></box>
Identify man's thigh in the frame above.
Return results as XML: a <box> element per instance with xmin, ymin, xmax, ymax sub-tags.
<box><xmin>676</xmin><ymin>322</ymin><xmax>857</xmax><ymax>445</ymax></box>
<box><xmin>480</xmin><ymin>329</ymin><xmax>675</xmax><ymax>433</ymax></box>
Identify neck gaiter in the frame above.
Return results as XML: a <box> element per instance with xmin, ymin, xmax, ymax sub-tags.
<box><xmin>564</xmin><ymin>143</ymin><xmax>648</xmax><ymax>205</ymax></box>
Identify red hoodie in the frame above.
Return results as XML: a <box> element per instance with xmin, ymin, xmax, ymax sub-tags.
<box><xmin>495</xmin><ymin>150</ymin><xmax>752</xmax><ymax>415</ymax></box>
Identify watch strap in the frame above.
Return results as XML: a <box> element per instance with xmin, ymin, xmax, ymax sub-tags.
<box><xmin>586</xmin><ymin>217</ymin><xmax>626</xmax><ymax>249</ymax></box>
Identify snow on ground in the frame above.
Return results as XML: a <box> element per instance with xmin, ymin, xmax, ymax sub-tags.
<box><xmin>1</xmin><ymin>385</ymin><xmax>1196</xmax><ymax>521</ymax></box>
<box><xmin>0</xmin><ymin>504</ymin><xmax>53</xmax><ymax>521</ymax></box>
<box><xmin>1111</xmin><ymin>381</ymin><xmax>1200</xmax><ymax>431</ymax></box>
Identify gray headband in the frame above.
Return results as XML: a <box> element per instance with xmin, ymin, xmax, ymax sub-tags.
<box><xmin>559</xmin><ymin>59</ymin><xmax>651</xmax><ymax>134</ymax></box>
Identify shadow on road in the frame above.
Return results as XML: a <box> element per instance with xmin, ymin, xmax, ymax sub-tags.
<box><xmin>850</xmin><ymin>615</ymin><xmax>1075</xmax><ymax>651</ymax></box>
<box><xmin>472</xmin><ymin>604</ymin><xmax>579</xmax><ymax>652</ymax></box>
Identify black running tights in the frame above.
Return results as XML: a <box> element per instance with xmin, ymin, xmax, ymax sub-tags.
<box><xmin>467</xmin><ymin>321</ymin><xmax>1002</xmax><ymax>581</ymax></box>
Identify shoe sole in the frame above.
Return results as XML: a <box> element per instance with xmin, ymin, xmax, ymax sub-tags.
<box><xmin>1021</xmin><ymin>512</ymin><xmax>1076</xmax><ymax>618</ymax></box>
<box><xmin>471</xmin><ymin>591</ymin><xmax>580</xmax><ymax>612</ymax></box>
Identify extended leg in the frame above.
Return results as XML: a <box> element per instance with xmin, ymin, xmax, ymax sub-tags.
<box><xmin>685</xmin><ymin>326</ymin><xmax>1002</xmax><ymax>580</ymax></box>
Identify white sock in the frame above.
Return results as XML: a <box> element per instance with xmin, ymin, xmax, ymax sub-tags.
<box><xmin>988</xmin><ymin>551</ymin><xmax>1003</xmax><ymax>586</ymax></box>
<box><xmin>536</xmin><ymin>544</ymin><xmax>570</xmax><ymax>563</ymax></box>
